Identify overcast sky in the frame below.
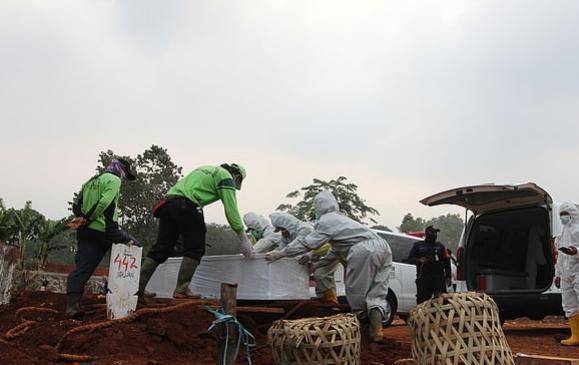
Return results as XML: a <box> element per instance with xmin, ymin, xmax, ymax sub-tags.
<box><xmin>1</xmin><ymin>1</ymin><xmax>579</xmax><ymax>230</ymax></box>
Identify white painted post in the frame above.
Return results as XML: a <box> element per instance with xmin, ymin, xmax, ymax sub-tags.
<box><xmin>106</xmin><ymin>243</ymin><xmax>142</xmax><ymax>319</ymax></box>
<box><xmin>0</xmin><ymin>245</ymin><xmax>18</xmax><ymax>305</ymax></box>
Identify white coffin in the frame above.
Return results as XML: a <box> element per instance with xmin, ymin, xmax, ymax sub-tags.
<box><xmin>145</xmin><ymin>254</ymin><xmax>311</xmax><ymax>300</ymax></box>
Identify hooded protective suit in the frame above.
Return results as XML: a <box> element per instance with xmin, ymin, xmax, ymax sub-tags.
<box><xmin>269</xmin><ymin>212</ymin><xmax>314</xmax><ymax>245</ymax></box>
<box><xmin>243</xmin><ymin>212</ymin><xmax>283</xmax><ymax>253</ymax></box>
<box><xmin>270</xmin><ymin>212</ymin><xmax>336</xmax><ymax>296</ymax></box>
<box><xmin>556</xmin><ymin>202</ymin><xmax>579</xmax><ymax>318</ymax></box>
<box><xmin>278</xmin><ymin>191</ymin><xmax>393</xmax><ymax>317</ymax></box>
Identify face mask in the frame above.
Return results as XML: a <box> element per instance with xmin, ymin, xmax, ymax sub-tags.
<box><xmin>249</xmin><ymin>230</ymin><xmax>261</xmax><ymax>240</ymax></box>
<box><xmin>561</xmin><ymin>215</ymin><xmax>572</xmax><ymax>225</ymax></box>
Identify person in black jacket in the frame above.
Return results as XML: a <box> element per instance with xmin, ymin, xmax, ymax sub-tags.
<box><xmin>407</xmin><ymin>226</ymin><xmax>452</xmax><ymax>304</ymax></box>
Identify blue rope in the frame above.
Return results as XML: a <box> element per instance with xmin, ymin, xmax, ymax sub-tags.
<box><xmin>204</xmin><ymin>306</ymin><xmax>256</xmax><ymax>365</ymax></box>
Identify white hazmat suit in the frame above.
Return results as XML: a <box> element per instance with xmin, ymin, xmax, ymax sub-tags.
<box><xmin>555</xmin><ymin>201</ymin><xmax>579</xmax><ymax>346</ymax></box>
<box><xmin>269</xmin><ymin>212</ymin><xmax>314</xmax><ymax>249</ymax></box>
<box><xmin>270</xmin><ymin>212</ymin><xmax>339</xmax><ymax>299</ymax></box>
<box><xmin>268</xmin><ymin>191</ymin><xmax>393</xmax><ymax>319</ymax></box>
<box><xmin>243</xmin><ymin>213</ymin><xmax>283</xmax><ymax>253</ymax></box>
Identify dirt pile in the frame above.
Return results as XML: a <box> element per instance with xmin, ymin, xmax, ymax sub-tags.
<box><xmin>0</xmin><ymin>291</ymin><xmax>411</xmax><ymax>365</ymax></box>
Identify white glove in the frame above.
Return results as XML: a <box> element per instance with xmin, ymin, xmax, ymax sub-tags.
<box><xmin>265</xmin><ymin>250</ymin><xmax>286</xmax><ymax>263</ymax></box>
<box><xmin>238</xmin><ymin>233</ymin><xmax>254</xmax><ymax>258</ymax></box>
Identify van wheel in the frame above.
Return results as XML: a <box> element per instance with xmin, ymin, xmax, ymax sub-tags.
<box><xmin>382</xmin><ymin>292</ymin><xmax>398</xmax><ymax>327</ymax></box>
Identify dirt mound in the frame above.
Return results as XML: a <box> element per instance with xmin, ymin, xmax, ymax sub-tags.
<box><xmin>0</xmin><ymin>291</ymin><xmax>411</xmax><ymax>365</ymax></box>
<box><xmin>0</xmin><ymin>292</ymin><xmax>221</xmax><ymax>365</ymax></box>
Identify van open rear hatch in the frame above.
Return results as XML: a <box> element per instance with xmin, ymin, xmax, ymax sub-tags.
<box><xmin>420</xmin><ymin>183</ymin><xmax>551</xmax><ymax>214</ymax></box>
<box><xmin>420</xmin><ymin>183</ymin><xmax>554</xmax><ymax>295</ymax></box>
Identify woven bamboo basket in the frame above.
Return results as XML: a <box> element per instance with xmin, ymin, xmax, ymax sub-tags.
<box><xmin>393</xmin><ymin>359</ymin><xmax>415</xmax><ymax>365</ymax></box>
<box><xmin>408</xmin><ymin>292</ymin><xmax>514</xmax><ymax>365</ymax></box>
<box><xmin>268</xmin><ymin>313</ymin><xmax>361</xmax><ymax>365</ymax></box>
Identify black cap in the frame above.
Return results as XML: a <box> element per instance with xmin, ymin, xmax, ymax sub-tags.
<box><xmin>118</xmin><ymin>158</ymin><xmax>136</xmax><ymax>181</ymax></box>
<box><xmin>425</xmin><ymin>225</ymin><xmax>440</xmax><ymax>234</ymax></box>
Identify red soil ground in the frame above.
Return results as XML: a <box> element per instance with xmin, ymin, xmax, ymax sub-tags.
<box><xmin>0</xmin><ymin>291</ymin><xmax>412</xmax><ymax>365</ymax></box>
<box><xmin>383</xmin><ymin>317</ymin><xmax>579</xmax><ymax>360</ymax></box>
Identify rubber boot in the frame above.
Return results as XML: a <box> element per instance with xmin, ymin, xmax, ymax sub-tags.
<box><xmin>65</xmin><ymin>293</ymin><xmax>83</xmax><ymax>318</ymax></box>
<box><xmin>173</xmin><ymin>257</ymin><xmax>201</xmax><ymax>299</ymax></box>
<box><xmin>320</xmin><ymin>289</ymin><xmax>338</xmax><ymax>305</ymax></box>
<box><xmin>368</xmin><ymin>308</ymin><xmax>384</xmax><ymax>343</ymax></box>
<box><xmin>561</xmin><ymin>314</ymin><xmax>579</xmax><ymax>346</ymax></box>
<box><xmin>137</xmin><ymin>257</ymin><xmax>160</xmax><ymax>304</ymax></box>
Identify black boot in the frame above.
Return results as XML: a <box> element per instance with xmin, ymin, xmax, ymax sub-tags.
<box><xmin>173</xmin><ymin>257</ymin><xmax>200</xmax><ymax>299</ymax></box>
<box><xmin>137</xmin><ymin>258</ymin><xmax>160</xmax><ymax>304</ymax></box>
<box><xmin>65</xmin><ymin>293</ymin><xmax>84</xmax><ymax>318</ymax></box>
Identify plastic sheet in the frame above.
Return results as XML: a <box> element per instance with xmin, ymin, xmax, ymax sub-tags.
<box><xmin>146</xmin><ymin>254</ymin><xmax>311</xmax><ymax>300</ymax></box>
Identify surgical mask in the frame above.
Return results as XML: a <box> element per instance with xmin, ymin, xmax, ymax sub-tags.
<box><xmin>249</xmin><ymin>230</ymin><xmax>261</xmax><ymax>240</ymax></box>
<box><xmin>561</xmin><ymin>215</ymin><xmax>572</xmax><ymax>225</ymax></box>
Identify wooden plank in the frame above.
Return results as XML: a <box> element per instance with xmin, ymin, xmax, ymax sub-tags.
<box><xmin>217</xmin><ymin>283</ymin><xmax>238</xmax><ymax>365</ymax></box>
<box><xmin>516</xmin><ymin>354</ymin><xmax>579</xmax><ymax>365</ymax></box>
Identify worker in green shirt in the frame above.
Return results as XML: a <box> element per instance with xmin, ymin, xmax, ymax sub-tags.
<box><xmin>67</xmin><ymin>159</ymin><xmax>138</xmax><ymax>316</ymax></box>
<box><xmin>138</xmin><ymin>163</ymin><xmax>253</xmax><ymax>299</ymax></box>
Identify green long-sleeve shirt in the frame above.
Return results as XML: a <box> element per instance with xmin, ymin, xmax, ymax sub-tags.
<box><xmin>76</xmin><ymin>172</ymin><xmax>122</xmax><ymax>234</ymax></box>
<box><xmin>167</xmin><ymin>166</ymin><xmax>244</xmax><ymax>234</ymax></box>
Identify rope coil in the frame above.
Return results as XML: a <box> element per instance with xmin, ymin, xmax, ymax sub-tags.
<box><xmin>204</xmin><ymin>306</ymin><xmax>256</xmax><ymax>365</ymax></box>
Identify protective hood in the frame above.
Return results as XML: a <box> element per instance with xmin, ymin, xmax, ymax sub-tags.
<box><xmin>560</xmin><ymin>201</ymin><xmax>579</xmax><ymax>224</ymax></box>
<box><xmin>243</xmin><ymin>212</ymin><xmax>270</xmax><ymax>236</ymax></box>
<box><xmin>314</xmin><ymin>190</ymin><xmax>339</xmax><ymax>218</ymax></box>
<box><xmin>270</xmin><ymin>212</ymin><xmax>300</xmax><ymax>235</ymax></box>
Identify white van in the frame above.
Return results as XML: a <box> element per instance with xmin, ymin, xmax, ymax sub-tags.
<box><xmin>420</xmin><ymin>183</ymin><xmax>563</xmax><ymax>321</ymax></box>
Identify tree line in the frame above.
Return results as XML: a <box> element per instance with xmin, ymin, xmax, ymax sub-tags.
<box><xmin>0</xmin><ymin>145</ymin><xmax>464</xmax><ymax>268</ymax></box>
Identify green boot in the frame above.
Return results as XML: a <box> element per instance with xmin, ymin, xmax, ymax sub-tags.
<box><xmin>138</xmin><ymin>257</ymin><xmax>160</xmax><ymax>297</ymax></box>
<box><xmin>368</xmin><ymin>308</ymin><xmax>384</xmax><ymax>342</ymax></box>
<box><xmin>173</xmin><ymin>257</ymin><xmax>200</xmax><ymax>299</ymax></box>
<box><xmin>65</xmin><ymin>293</ymin><xmax>83</xmax><ymax>318</ymax></box>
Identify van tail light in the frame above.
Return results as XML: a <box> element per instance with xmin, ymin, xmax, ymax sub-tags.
<box><xmin>477</xmin><ymin>274</ymin><xmax>487</xmax><ymax>291</ymax></box>
<box><xmin>456</xmin><ymin>247</ymin><xmax>464</xmax><ymax>281</ymax></box>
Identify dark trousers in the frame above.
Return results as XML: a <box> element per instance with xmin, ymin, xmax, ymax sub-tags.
<box><xmin>416</xmin><ymin>275</ymin><xmax>446</xmax><ymax>304</ymax></box>
<box><xmin>66</xmin><ymin>229</ymin><xmax>112</xmax><ymax>295</ymax></box>
<box><xmin>147</xmin><ymin>197</ymin><xmax>207</xmax><ymax>263</ymax></box>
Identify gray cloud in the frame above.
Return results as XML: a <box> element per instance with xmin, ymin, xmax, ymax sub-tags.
<box><xmin>1</xmin><ymin>1</ymin><xmax>579</xmax><ymax>229</ymax></box>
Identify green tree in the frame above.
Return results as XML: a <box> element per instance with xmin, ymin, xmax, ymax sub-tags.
<box><xmin>427</xmin><ymin>214</ymin><xmax>464</xmax><ymax>251</ymax></box>
<box><xmin>399</xmin><ymin>213</ymin><xmax>427</xmax><ymax>233</ymax></box>
<box><xmin>47</xmin><ymin>230</ymin><xmax>78</xmax><ymax>265</ymax></box>
<box><xmin>0</xmin><ymin>198</ymin><xmax>8</xmax><ymax>242</ymax></box>
<box><xmin>277</xmin><ymin>176</ymin><xmax>379</xmax><ymax>224</ymax></box>
<box><xmin>398</xmin><ymin>213</ymin><xmax>464</xmax><ymax>251</ymax></box>
<box><xmin>92</xmin><ymin>145</ymin><xmax>183</xmax><ymax>253</ymax></box>
<box><xmin>0</xmin><ymin>201</ymin><xmax>68</xmax><ymax>270</ymax></box>
<box><xmin>205</xmin><ymin>223</ymin><xmax>239</xmax><ymax>255</ymax></box>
